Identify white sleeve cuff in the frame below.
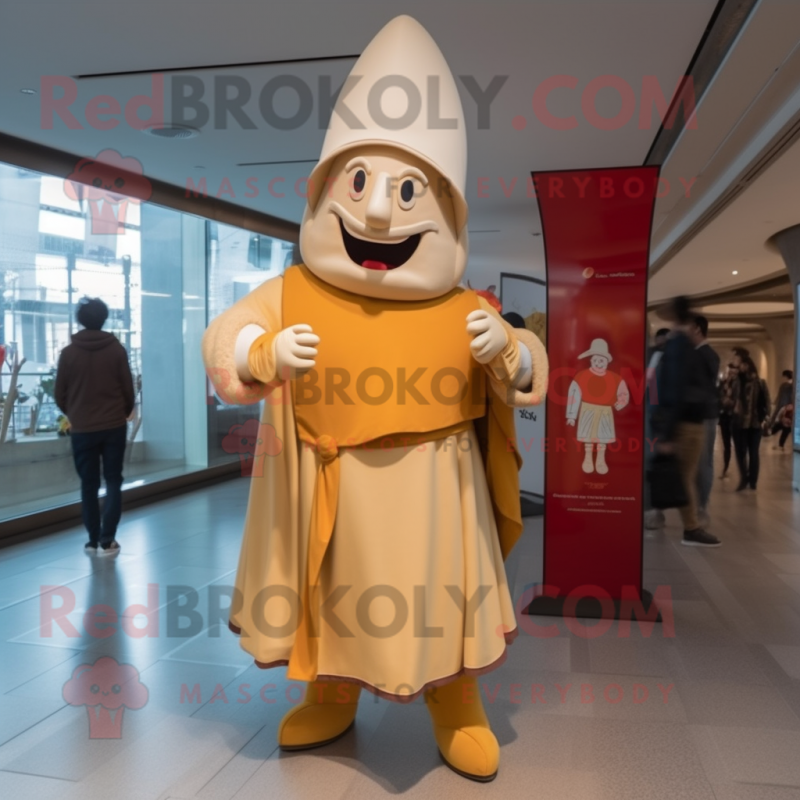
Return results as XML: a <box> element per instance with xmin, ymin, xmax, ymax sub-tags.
<box><xmin>234</xmin><ymin>324</ymin><xmax>268</xmax><ymax>382</ymax></box>
<box><xmin>513</xmin><ymin>341</ymin><xmax>533</xmax><ymax>389</ymax></box>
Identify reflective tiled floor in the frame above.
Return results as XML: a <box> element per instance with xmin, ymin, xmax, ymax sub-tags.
<box><xmin>0</xmin><ymin>446</ymin><xmax>799</xmax><ymax>799</ymax></box>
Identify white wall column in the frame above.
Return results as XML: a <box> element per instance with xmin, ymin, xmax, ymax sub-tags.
<box><xmin>182</xmin><ymin>215</ymin><xmax>208</xmax><ymax>469</ymax></box>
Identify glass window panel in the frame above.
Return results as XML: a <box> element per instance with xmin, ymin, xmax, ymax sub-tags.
<box><xmin>38</xmin><ymin>209</ymin><xmax>85</xmax><ymax>240</ymax></box>
<box><xmin>40</xmin><ymin>175</ymin><xmax>82</xmax><ymax>213</ymax></box>
<box><xmin>205</xmin><ymin>223</ymin><xmax>295</xmax><ymax>466</ymax></box>
<box><xmin>0</xmin><ymin>158</ymin><xmax>295</xmax><ymax>523</ymax></box>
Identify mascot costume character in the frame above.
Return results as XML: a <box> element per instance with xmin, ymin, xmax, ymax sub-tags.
<box><xmin>202</xmin><ymin>15</ymin><xmax>548</xmax><ymax>782</ymax></box>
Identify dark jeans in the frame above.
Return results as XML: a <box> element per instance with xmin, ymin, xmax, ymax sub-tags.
<box><xmin>733</xmin><ymin>426</ymin><xmax>762</xmax><ymax>489</ymax></box>
<box><xmin>779</xmin><ymin>425</ymin><xmax>792</xmax><ymax>448</ymax></box>
<box><xmin>696</xmin><ymin>417</ymin><xmax>717</xmax><ymax>511</ymax></box>
<box><xmin>719</xmin><ymin>413</ymin><xmax>733</xmax><ymax>473</ymax></box>
<box><xmin>70</xmin><ymin>425</ymin><xmax>127</xmax><ymax>545</ymax></box>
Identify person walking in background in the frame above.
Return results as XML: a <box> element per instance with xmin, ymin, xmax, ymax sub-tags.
<box><xmin>690</xmin><ymin>315</ymin><xmax>720</xmax><ymax>527</ymax></box>
<box><xmin>644</xmin><ymin>327</ymin><xmax>670</xmax><ymax>530</ymax></box>
<box><xmin>652</xmin><ymin>297</ymin><xmax>721</xmax><ymax>547</ymax></box>
<box><xmin>501</xmin><ymin>312</ymin><xmax>526</xmax><ymax>330</ymax></box>
<box><xmin>718</xmin><ymin>364</ymin><xmax>738</xmax><ymax>478</ymax></box>
<box><xmin>774</xmin><ymin>402</ymin><xmax>794</xmax><ymax>451</ymax></box>
<box><xmin>767</xmin><ymin>370</ymin><xmax>793</xmax><ymax>441</ymax></box>
<box><xmin>648</xmin><ymin>328</ymin><xmax>671</xmax><ymax>372</ymax></box>
<box><xmin>730</xmin><ymin>347</ymin><xmax>750</xmax><ymax>374</ymax></box>
<box><xmin>55</xmin><ymin>298</ymin><xmax>134</xmax><ymax>556</ymax></box>
<box><xmin>729</xmin><ymin>347</ymin><xmax>750</xmax><ymax>477</ymax></box>
<box><xmin>731</xmin><ymin>355</ymin><xmax>770</xmax><ymax>492</ymax></box>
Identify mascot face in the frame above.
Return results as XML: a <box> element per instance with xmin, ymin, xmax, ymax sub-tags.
<box><xmin>590</xmin><ymin>355</ymin><xmax>609</xmax><ymax>373</ymax></box>
<box><xmin>300</xmin><ymin>145</ymin><xmax>467</xmax><ymax>301</ymax></box>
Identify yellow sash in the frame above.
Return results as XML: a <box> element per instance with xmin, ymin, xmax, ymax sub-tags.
<box><xmin>281</xmin><ymin>264</ymin><xmax>521</xmax><ymax>681</ymax></box>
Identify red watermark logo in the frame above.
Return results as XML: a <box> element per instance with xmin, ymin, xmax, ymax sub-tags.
<box><xmin>178</xmin><ymin>679</ymin><xmax>675</xmax><ymax>706</ymax></box>
<box><xmin>206</xmin><ymin>362</ymin><xmax>660</xmax><ymax>410</ymax></box>
<box><xmin>221</xmin><ymin>419</ymin><xmax>283</xmax><ymax>476</ymax></box>
<box><xmin>62</xmin><ymin>656</ymin><xmax>148</xmax><ymax>739</ymax></box>
<box><xmin>40</xmin><ymin>73</ymin><xmax>695</xmax><ymax>133</ymax></box>
<box><xmin>185</xmin><ymin>171</ymin><xmax>697</xmax><ymax>203</ymax></box>
<box><xmin>64</xmin><ymin>149</ymin><xmax>152</xmax><ymax>235</ymax></box>
<box><xmin>40</xmin><ymin>583</ymin><xmax>674</xmax><ymax>641</ymax></box>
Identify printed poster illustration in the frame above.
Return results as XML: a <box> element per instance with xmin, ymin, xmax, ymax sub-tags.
<box><xmin>566</xmin><ymin>338</ymin><xmax>630</xmax><ymax>474</ymax></box>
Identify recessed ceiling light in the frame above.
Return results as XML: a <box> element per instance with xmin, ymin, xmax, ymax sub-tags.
<box><xmin>20</xmin><ymin>88</ymin><xmax>36</xmax><ymax>95</ymax></box>
<box><xmin>142</xmin><ymin>124</ymin><xmax>199</xmax><ymax>140</ymax></box>
<box><xmin>732</xmin><ymin>270</ymin><xmax>739</xmax><ymax>275</ymax></box>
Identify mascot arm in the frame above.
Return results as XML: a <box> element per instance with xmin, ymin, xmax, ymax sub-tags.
<box><xmin>235</xmin><ymin>324</ymin><xmax>271</xmax><ymax>381</ymax></box>
<box><xmin>201</xmin><ymin>274</ymin><xmax>285</xmax><ymax>406</ymax></box>
<box><xmin>475</xmin><ymin>296</ymin><xmax>548</xmax><ymax>405</ymax></box>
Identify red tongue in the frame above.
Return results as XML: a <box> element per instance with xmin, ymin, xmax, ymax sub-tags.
<box><xmin>362</xmin><ymin>260</ymin><xmax>390</xmax><ymax>271</ymax></box>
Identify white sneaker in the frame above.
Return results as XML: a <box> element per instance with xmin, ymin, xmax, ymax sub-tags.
<box><xmin>644</xmin><ymin>510</ymin><xmax>665</xmax><ymax>530</ymax></box>
<box><xmin>97</xmin><ymin>541</ymin><xmax>121</xmax><ymax>557</ymax></box>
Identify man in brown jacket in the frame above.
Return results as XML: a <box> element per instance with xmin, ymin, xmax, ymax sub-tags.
<box><xmin>55</xmin><ymin>298</ymin><xmax>135</xmax><ymax>555</ymax></box>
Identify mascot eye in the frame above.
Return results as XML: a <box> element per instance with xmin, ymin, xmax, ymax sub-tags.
<box><xmin>398</xmin><ymin>179</ymin><xmax>416</xmax><ymax>211</ymax></box>
<box><xmin>114</xmin><ymin>177</ymin><xmax>125</xmax><ymax>189</ymax></box>
<box><xmin>349</xmin><ymin>169</ymin><xmax>367</xmax><ymax>201</ymax></box>
<box><xmin>92</xmin><ymin>177</ymin><xmax>103</xmax><ymax>188</ymax></box>
<box><xmin>90</xmin><ymin>684</ymin><xmax>100</xmax><ymax>694</ymax></box>
<box><xmin>112</xmin><ymin>684</ymin><xmax>121</xmax><ymax>694</ymax></box>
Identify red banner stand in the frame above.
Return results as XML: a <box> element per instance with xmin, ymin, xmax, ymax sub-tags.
<box><xmin>524</xmin><ymin>166</ymin><xmax>661</xmax><ymax>621</ymax></box>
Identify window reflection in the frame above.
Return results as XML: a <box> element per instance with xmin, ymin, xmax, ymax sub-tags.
<box><xmin>206</xmin><ymin>222</ymin><xmax>295</xmax><ymax>466</ymax></box>
<box><xmin>0</xmin><ymin>161</ymin><xmax>294</xmax><ymax>522</ymax></box>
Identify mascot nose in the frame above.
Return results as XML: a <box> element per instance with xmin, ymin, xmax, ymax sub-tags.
<box><xmin>365</xmin><ymin>172</ymin><xmax>393</xmax><ymax>229</ymax></box>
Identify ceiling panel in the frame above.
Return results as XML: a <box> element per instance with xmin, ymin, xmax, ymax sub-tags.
<box><xmin>0</xmin><ymin>0</ymin><xmax>718</xmax><ymax>285</ymax></box>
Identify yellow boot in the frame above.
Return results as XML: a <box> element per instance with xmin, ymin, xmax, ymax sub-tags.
<box><xmin>424</xmin><ymin>675</ymin><xmax>499</xmax><ymax>782</ymax></box>
<box><xmin>278</xmin><ymin>680</ymin><xmax>361</xmax><ymax>750</ymax></box>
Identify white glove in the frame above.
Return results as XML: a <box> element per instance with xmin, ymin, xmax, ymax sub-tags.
<box><xmin>466</xmin><ymin>309</ymin><xmax>508</xmax><ymax>364</ymax></box>
<box><xmin>275</xmin><ymin>324</ymin><xmax>320</xmax><ymax>374</ymax></box>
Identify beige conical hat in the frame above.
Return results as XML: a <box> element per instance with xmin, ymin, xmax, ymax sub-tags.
<box><xmin>307</xmin><ymin>15</ymin><xmax>468</xmax><ymax>231</ymax></box>
<box><xmin>578</xmin><ymin>338</ymin><xmax>613</xmax><ymax>362</ymax></box>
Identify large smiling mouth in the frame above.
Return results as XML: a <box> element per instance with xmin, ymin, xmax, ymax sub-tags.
<box><xmin>338</xmin><ymin>217</ymin><xmax>421</xmax><ymax>272</ymax></box>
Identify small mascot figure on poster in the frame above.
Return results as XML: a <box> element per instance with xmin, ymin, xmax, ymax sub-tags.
<box><xmin>202</xmin><ymin>16</ymin><xmax>547</xmax><ymax>782</ymax></box>
<box><xmin>566</xmin><ymin>338</ymin><xmax>630</xmax><ymax>474</ymax></box>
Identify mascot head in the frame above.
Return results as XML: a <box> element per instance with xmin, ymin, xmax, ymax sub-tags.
<box><xmin>300</xmin><ymin>15</ymin><xmax>468</xmax><ymax>301</ymax></box>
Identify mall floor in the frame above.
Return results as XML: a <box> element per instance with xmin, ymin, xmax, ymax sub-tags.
<box><xmin>0</xmin><ymin>446</ymin><xmax>799</xmax><ymax>799</ymax></box>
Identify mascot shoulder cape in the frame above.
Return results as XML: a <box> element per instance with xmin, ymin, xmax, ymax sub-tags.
<box><xmin>202</xmin><ymin>14</ymin><xmax>548</xmax><ymax>782</ymax></box>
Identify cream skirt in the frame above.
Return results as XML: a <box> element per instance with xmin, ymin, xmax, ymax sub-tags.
<box><xmin>294</xmin><ymin>426</ymin><xmax>517</xmax><ymax>700</ymax></box>
<box><xmin>577</xmin><ymin>402</ymin><xmax>616</xmax><ymax>444</ymax></box>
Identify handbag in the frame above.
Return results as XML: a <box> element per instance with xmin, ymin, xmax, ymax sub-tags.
<box><xmin>647</xmin><ymin>453</ymin><xmax>688</xmax><ymax>509</ymax></box>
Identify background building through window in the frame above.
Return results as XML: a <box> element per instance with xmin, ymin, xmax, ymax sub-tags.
<box><xmin>0</xmin><ymin>161</ymin><xmax>293</xmax><ymax>522</ymax></box>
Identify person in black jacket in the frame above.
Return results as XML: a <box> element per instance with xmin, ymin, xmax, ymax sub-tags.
<box><xmin>651</xmin><ymin>298</ymin><xmax>721</xmax><ymax>547</ymax></box>
<box><xmin>690</xmin><ymin>315</ymin><xmax>721</xmax><ymax>526</ymax></box>
<box><xmin>731</xmin><ymin>355</ymin><xmax>770</xmax><ymax>491</ymax></box>
<box><xmin>644</xmin><ymin>328</ymin><xmax>670</xmax><ymax>530</ymax></box>
<box><xmin>55</xmin><ymin>298</ymin><xmax>135</xmax><ymax>556</ymax></box>
<box><xmin>767</xmin><ymin>370</ymin><xmax>794</xmax><ymax>436</ymax></box>
<box><xmin>717</xmin><ymin>363</ymin><xmax>738</xmax><ymax>477</ymax></box>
